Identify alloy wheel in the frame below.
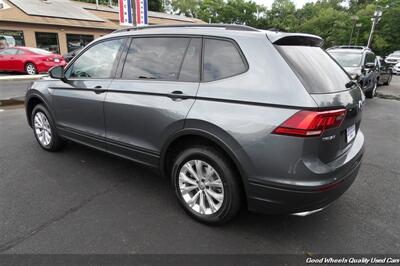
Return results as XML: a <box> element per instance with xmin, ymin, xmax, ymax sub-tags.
<box><xmin>178</xmin><ymin>160</ymin><xmax>224</xmax><ymax>215</ymax></box>
<box><xmin>26</xmin><ymin>64</ymin><xmax>36</xmax><ymax>75</ymax></box>
<box><xmin>34</xmin><ymin>112</ymin><xmax>52</xmax><ymax>146</ymax></box>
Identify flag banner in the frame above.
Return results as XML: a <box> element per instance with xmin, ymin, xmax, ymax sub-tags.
<box><xmin>135</xmin><ymin>0</ymin><xmax>148</xmax><ymax>26</ymax></box>
<box><xmin>119</xmin><ymin>0</ymin><xmax>133</xmax><ymax>26</ymax></box>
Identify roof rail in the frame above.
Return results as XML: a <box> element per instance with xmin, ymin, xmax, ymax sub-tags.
<box><xmin>113</xmin><ymin>23</ymin><xmax>259</xmax><ymax>33</ymax></box>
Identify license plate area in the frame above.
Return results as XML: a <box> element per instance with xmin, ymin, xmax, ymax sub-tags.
<box><xmin>346</xmin><ymin>124</ymin><xmax>356</xmax><ymax>143</ymax></box>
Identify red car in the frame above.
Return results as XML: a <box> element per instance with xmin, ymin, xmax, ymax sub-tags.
<box><xmin>0</xmin><ymin>46</ymin><xmax>66</xmax><ymax>75</ymax></box>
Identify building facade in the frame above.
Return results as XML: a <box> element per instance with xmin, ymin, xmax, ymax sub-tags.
<box><xmin>0</xmin><ymin>0</ymin><xmax>204</xmax><ymax>55</ymax></box>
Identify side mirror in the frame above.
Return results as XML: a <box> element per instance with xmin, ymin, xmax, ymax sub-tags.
<box><xmin>49</xmin><ymin>66</ymin><xmax>65</xmax><ymax>80</ymax></box>
<box><xmin>365</xmin><ymin>62</ymin><xmax>375</xmax><ymax>69</ymax></box>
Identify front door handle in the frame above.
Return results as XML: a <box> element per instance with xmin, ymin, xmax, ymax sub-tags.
<box><xmin>93</xmin><ymin>85</ymin><xmax>106</xmax><ymax>94</ymax></box>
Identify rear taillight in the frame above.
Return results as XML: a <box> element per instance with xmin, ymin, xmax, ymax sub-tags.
<box><xmin>273</xmin><ymin>109</ymin><xmax>346</xmax><ymax>137</ymax></box>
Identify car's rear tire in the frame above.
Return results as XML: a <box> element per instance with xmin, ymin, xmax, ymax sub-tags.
<box><xmin>25</xmin><ymin>63</ymin><xmax>37</xmax><ymax>75</ymax></box>
<box><xmin>171</xmin><ymin>145</ymin><xmax>242</xmax><ymax>225</ymax></box>
<box><xmin>31</xmin><ymin>104</ymin><xmax>65</xmax><ymax>152</ymax></box>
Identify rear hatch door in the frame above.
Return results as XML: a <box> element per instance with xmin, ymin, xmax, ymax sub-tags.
<box><xmin>273</xmin><ymin>38</ymin><xmax>364</xmax><ymax>163</ymax></box>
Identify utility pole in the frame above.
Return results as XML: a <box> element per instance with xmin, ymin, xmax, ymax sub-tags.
<box><xmin>355</xmin><ymin>23</ymin><xmax>362</xmax><ymax>46</ymax></box>
<box><xmin>349</xmin><ymin>16</ymin><xmax>359</xmax><ymax>45</ymax></box>
<box><xmin>367</xmin><ymin>7</ymin><xmax>382</xmax><ymax>48</ymax></box>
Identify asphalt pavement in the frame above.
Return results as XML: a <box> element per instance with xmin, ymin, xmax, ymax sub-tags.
<box><xmin>0</xmin><ymin>79</ymin><xmax>399</xmax><ymax>254</ymax></box>
<box><xmin>0</xmin><ymin>80</ymin><xmax>31</xmax><ymax>100</ymax></box>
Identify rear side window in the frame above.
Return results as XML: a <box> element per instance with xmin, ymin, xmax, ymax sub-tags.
<box><xmin>122</xmin><ymin>37</ymin><xmax>192</xmax><ymax>81</ymax></box>
<box><xmin>203</xmin><ymin>38</ymin><xmax>247</xmax><ymax>82</ymax></box>
<box><xmin>276</xmin><ymin>46</ymin><xmax>350</xmax><ymax>94</ymax></box>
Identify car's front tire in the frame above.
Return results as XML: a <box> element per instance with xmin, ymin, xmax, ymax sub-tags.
<box><xmin>31</xmin><ymin>104</ymin><xmax>65</xmax><ymax>151</ymax></box>
<box><xmin>171</xmin><ymin>145</ymin><xmax>242</xmax><ymax>225</ymax></box>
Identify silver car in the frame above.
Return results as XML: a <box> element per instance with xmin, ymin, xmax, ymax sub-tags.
<box><xmin>25</xmin><ymin>24</ymin><xmax>364</xmax><ymax>224</ymax></box>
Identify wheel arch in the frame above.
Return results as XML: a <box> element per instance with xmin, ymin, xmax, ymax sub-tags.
<box><xmin>160</xmin><ymin>128</ymin><xmax>250</xmax><ymax>200</ymax></box>
<box><xmin>26</xmin><ymin>94</ymin><xmax>50</xmax><ymax>127</ymax></box>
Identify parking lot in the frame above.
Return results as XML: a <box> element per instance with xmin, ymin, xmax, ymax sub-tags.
<box><xmin>0</xmin><ymin>77</ymin><xmax>399</xmax><ymax>254</ymax></box>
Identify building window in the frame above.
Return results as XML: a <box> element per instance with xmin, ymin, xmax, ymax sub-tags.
<box><xmin>66</xmin><ymin>34</ymin><xmax>94</xmax><ymax>53</ymax></box>
<box><xmin>0</xmin><ymin>30</ymin><xmax>25</xmax><ymax>48</ymax></box>
<box><xmin>35</xmin><ymin>32</ymin><xmax>60</xmax><ymax>54</ymax></box>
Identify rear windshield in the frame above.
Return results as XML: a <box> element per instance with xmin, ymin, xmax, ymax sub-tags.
<box><xmin>27</xmin><ymin>48</ymin><xmax>52</xmax><ymax>55</ymax></box>
<box><xmin>276</xmin><ymin>46</ymin><xmax>350</xmax><ymax>94</ymax></box>
<box><xmin>328</xmin><ymin>51</ymin><xmax>363</xmax><ymax>67</ymax></box>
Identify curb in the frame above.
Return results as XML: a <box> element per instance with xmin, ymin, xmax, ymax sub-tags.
<box><xmin>0</xmin><ymin>97</ymin><xmax>25</xmax><ymax>107</ymax></box>
<box><xmin>0</xmin><ymin>74</ymin><xmax>47</xmax><ymax>81</ymax></box>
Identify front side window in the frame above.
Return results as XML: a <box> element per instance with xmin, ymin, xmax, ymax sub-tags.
<box><xmin>0</xmin><ymin>48</ymin><xmax>17</xmax><ymax>55</ymax></box>
<box><xmin>203</xmin><ymin>38</ymin><xmax>247</xmax><ymax>82</ymax></box>
<box><xmin>66</xmin><ymin>38</ymin><xmax>124</xmax><ymax>79</ymax></box>
<box><xmin>122</xmin><ymin>37</ymin><xmax>191</xmax><ymax>81</ymax></box>
<box><xmin>35</xmin><ymin>32</ymin><xmax>60</xmax><ymax>54</ymax></box>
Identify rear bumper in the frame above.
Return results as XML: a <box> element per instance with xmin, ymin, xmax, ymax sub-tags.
<box><xmin>36</xmin><ymin>61</ymin><xmax>66</xmax><ymax>73</ymax></box>
<box><xmin>246</xmin><ymin>134</ymin><xmax>364</xmax><ymax>215</ymax></box>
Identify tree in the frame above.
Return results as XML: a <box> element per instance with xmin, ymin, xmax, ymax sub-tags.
<box><xmin>170</xmin><ymin>0</ymin><xmax>200</xmax><ymax>17</ymax></box>
<box><xmin>298</xmin><ymin>7</ymin><xmax>351</xmax><ymax>48</ymax></box>
<box><xmin>149</xmin><ymin>0</ymin><xmax>165</xmax><ymax>12</ymax></box>
<box><xmin>197</xmin><ymin>0</ymin><xmax>226</xmax><ymax>23</ymax></box>
<box><xmin>267</xmin><ymin>0</ymin><xmax>297</xmax><ymax>31</ymax></box>
<box><xmin>220</xmin><ymin>0</ymin><xmax>259</xmax><ymax>25</ymax></box>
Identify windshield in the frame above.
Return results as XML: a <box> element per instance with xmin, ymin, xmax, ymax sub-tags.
<box><xmin>276</xmin><ymin>46</ymin><xmax>350</xmax><ymax>94</ymax></box>
<box><xmin>388</xmin><ymin>53</ymin><xmax>400</xmax><ymax>58</ymax></box>
<box><xmin>328</xmin><ymin>52</ymin><xmax>363</xmax><ymax>67</ymax></box>
<box><xmin>27</xmin><ymin>48</ymin><xmax>53</xmax><ymax>55</ymax></box>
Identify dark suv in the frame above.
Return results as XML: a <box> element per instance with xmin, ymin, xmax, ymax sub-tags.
<box><xmin>327</xmin><ymin>46</ymin><xmax>379</xmax><ymax>98</ymax></box>
<box><xmin>25</xmin><ymin>25</ymin><xmax>364</xmax><ymax>224</ymax></box>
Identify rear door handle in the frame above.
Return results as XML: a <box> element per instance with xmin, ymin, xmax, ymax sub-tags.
<box><xmin>167</xmin><ymin>90</ymin><xmax>190</xmax><ymax>99</ymax></box>
<box><xmin>93</xmin><ymin>85</ymin><xmax>106</xmax><ymax>94</ymax></box>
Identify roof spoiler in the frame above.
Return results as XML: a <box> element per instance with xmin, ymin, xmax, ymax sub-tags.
<box><xmin>265</xmin><ymin>31</ymin><xmax>324</xmax><ymax>47</ymax></box>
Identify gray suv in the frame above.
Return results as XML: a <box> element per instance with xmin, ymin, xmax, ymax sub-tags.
<box><xmin>25</xmin><ymin>24</ymin><xmax>365</xmax><ymax>224</ymax></box>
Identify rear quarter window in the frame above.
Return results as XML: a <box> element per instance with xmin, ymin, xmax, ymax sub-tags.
<box><xmin>203</xmin><ymin>38</ymin><xmax>247</xmax><ymax>82</ymax></box>
<box><xmin>276</xmin><ymin>46</ymin><xmax>350</xmax><ymax>94</ymax></box>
